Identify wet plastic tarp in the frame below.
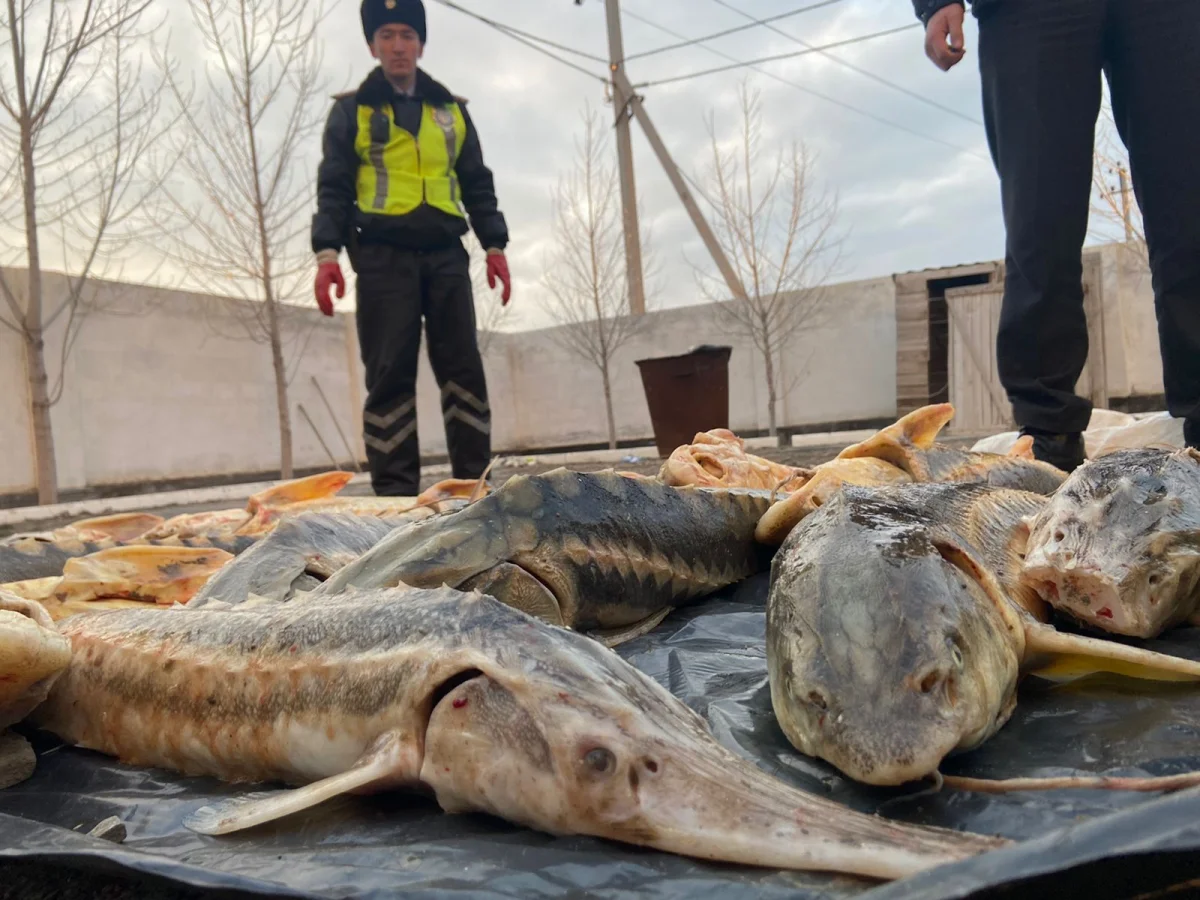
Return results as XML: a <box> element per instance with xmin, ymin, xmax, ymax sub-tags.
<box><xmin>4</xmin><ymin>573</ymin><xmax>1200</xmax><ymax>899</ymax></box>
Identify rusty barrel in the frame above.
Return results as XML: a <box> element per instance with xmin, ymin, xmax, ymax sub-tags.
<box><xmin>635</xmin><ymin>345</ymin><xmax>733</xmax><ymax>458</ymax></box>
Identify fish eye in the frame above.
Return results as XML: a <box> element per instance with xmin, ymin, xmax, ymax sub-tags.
<box><xmin>583</xmin><ymin>747</ymin><xmax>616</xmax><ymax>775</ymax></box>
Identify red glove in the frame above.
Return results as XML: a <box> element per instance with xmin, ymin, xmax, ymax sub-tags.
<box><xmin>314</xmin><ymin>261</ymin><xmax>344</xmax><ymax>317</ymax></box>
<box><xmin>486</xmin><ymin>250</ymin><xmax>511</xmax><ymax>306</ymax></box>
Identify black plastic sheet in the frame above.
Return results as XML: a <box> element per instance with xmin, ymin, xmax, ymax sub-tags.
<box><xmin>5</xmin><ymin>573</ymin><xmax>1200</xmax><ymax>899</ymax></box>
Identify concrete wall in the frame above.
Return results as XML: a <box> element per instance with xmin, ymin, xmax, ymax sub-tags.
<box><xmin>1</xmin><ymin>270</ymin><xmax>363</xmax><ymax>497</ymax></box>
<box><xmin>0</xmin><ymin>248</ymin><xmax>1163</xmax><ymax>499</ymax></box>
<box><xmin>0</xmin><ymin>269</ymin><xmax>896</xmax><ymax>497</ymax></box>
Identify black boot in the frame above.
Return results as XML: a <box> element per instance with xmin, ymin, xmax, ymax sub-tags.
<box><xmin>1185</xmin><ymin>419</ymin><xmax>1200</xmax><ymax>451</ymax></box>
<box><xmin>1020</xmin><ymin>427</ymin><xmax>1086</xmax><ymax>473</ymax></box>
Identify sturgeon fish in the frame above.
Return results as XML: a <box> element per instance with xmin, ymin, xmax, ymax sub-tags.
<box><xmin>1022</xmin><ymin>447</ymin><xmax>1200</xmax><ymax>638</ymax></box>
<box><xmin>0</xmin><ymin>533</ymin><xmax>257</xmax><ymax>584</ymax></box>
<box><xmin>756</xmin><ymin>404</ymin><xmax>1067</xmax><ymax>546</ymax></box>
<box><xmin>187</xmin><ymin>512</ymin><xmax>429</xmax><ymax>609</ymax></box>
<box><xmin>310</xmin><ymin>468</ymin><xmax>775</xmax><ymax>645</ymax></box>
<box><xmin>0</xmin><ymin>591</ymin><xmax>71</xmax><ymax>788</ymax></box>
<box><xmin>767</xmin><ymin>481</ymin><xmax>1200</xmax><ymax>787</ymax></box>
<box><xmin>30</xmin><ymin>587</ymin><xmax>1009</xmax><ymax>879</ymax></box>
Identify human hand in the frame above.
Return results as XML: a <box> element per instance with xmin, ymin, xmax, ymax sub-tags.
<box><xmin>486</xmin><ymin>249</ymin><xmax>511</xmax><ymax>306</ymax></box>
<box><xmin>314</xmin><ymin>261</ymin><xmax>344</xmax><ymax>317</ymax></box>
<box><xmin>925</xmin><ymin>4</ymin><xmax>966</xmax><ymax>72</ymax></box>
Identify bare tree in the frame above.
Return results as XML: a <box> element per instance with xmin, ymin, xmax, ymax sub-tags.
<box><xmin>1091</xmin><ymin>101</ymin><xmax>1145</xmax><ymax>255</ymax></box>
<box><xmin>541</xmin><ymin>106</ymin><xmax>652</xmax><ymax>450</ymax></box>
<box><xmin>0</xmin><ymin>0</ymin><xmax>171</xmax><ymax>504</ymax></box>
<box><xmin>154</xmin><ymin>0</ymin><xmax>330</xmax><ymax>480</ymax></box>
<box><xmin>695</xmin><ymin>81</ymin><xmax>841</xmax><ymax>437</ymax></box>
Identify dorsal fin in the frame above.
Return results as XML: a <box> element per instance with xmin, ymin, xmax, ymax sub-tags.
<box><xmin>835</xmin><ymin>404</ymin><xmax>956</xmax><ymax>473</ymax></box>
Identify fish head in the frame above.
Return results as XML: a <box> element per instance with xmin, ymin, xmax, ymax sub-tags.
<box><xmin>1022</xmin><ymin>448</ymin><xmax>1200</xmax><ymax>638</ymax></box>
<box><xmin>420</xmin><ymin>591</ymin><xmax>1008</xmax><ymax>878</ymax></box>
<box><xmin>766</xmin><ymin>490</ymin><xmax>1020</xmax><ymax>786</ymax></box>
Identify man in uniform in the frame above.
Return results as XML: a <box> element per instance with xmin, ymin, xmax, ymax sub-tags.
<box><xmin>311</xmin><ymin>0</ymin><xmax>511</xmax><ymax>495</ymax></box>
<box><xmin>918</xmin><ymin>0</ymin><xmax>1200</xmax><ymax>471</ymax></box>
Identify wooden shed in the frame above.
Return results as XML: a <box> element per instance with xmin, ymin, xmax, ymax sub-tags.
<box><xmin>894</xmin><ymin>256</ymin><xmax>1109</xmax><ymax>431</ymax></box>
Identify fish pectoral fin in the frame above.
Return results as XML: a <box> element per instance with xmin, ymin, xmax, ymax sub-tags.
<box><xmin>184</xmin><ymin>731</ymin><xmax>418</xmax><ymax>835</ymax></box>
<box><xmin>1023</xmin><ymin>623</ymin><xmax>1200</xmax><ymax>682</ymax></box>
<box><xmin>589</xmin><ymin>607</ymin><xmax>674</xmax><ymax>647</ymax></box>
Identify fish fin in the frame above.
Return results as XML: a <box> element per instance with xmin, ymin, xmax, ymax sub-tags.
<box><xmin>246</xmin><ymin>471</ymin><xmax>356</xmax><ymax>513</ymax></box>
<box><xmin>1023</xmin><ymin>623</ymin><xmax>1200</xmax><ymax>682</ymax></box>
<box><xmin>184</xmin><ymin>731</ymin><xmax>416</xmax><ymax>835</ymax></box>
<box><xmin>459</xmin><ymin>563</ymin><xmax>566</xmax><ymax>627</ymax></box>
<box><xmin>755</xmin><ymin>460</ymin><xmax>908</xmax><ymax>546</ymax></box>
<box><xmin>1007</xmin><ymin>436</ymin><xmax>1036</xmax><ymax>460</ymax></box>
<box><xmin>590</xmin><ymin>607</ymin><xmax>674</xmax><ymax>647</ymax></box>
<box><xmin>835</xmin><ymin>404</ymin><xmax>955</xmax><ymax>470</ymax></box>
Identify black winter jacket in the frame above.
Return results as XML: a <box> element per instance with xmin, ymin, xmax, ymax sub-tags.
<box><xmin>310</xmin><ymin>67</ymin><xmax>509</xmax><ymax>256</ymax></box>
<box><xmin>911</xmin><ymin>0</ymin><xmax>998</xmax><ymax>25</ymax></box>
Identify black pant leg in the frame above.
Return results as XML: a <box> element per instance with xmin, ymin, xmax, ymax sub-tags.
<box><xmin>1105</xmin><ymin>0</ymin><xmax>1200</xmax><ymax>425</ymax></box>
<box><xmin>420</xmin><ymin>243</ymin><xmax>491</xmax><ymax>480</ymax></box>
<box><xmin>353</xmin><ymin>244</ymin><xmax>424</xmax><ymax>496</ymax></box>
<box><xmin>977</xmin><ymin>0</ymin><xmax>1107</xmax><ymax>434</ymax></box>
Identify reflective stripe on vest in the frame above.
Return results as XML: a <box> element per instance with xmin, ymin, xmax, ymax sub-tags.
<box><xmin>355</xmin><ymin>101</ymin><xmax>467</xmax><ymax>218</ymax></box>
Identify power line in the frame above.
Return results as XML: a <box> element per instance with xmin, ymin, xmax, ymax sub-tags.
<box><xmin>625</xmin><ymin>0</ymin><xmax>844</xmax><ymax>62</ymax></box>
<box><xmin>623</xmin><ymin>8</ymin><xmax>985</xmax><ymax>160</ymax></box>
<box><xmin>428</xmin><ymin>0</ymin><xmax>610</xmax><ymax>82</ymax></box>
<box><xmin>635</xmin><ymin>23</ymin><xmax>921</xmax><ymax>89</ymax></box>
<box><xmin>708</xmin><ymin>0</ymin><xmax>982</xmax><ymax>126</ymax></box>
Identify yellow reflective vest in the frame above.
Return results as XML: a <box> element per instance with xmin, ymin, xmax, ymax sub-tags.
<box><xmin>354</xmin><ymin>101</ymin><xmax>468</xmax><ymax>220</ymax></box>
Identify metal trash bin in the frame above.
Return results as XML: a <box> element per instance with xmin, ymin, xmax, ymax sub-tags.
<box><xmin>635</xmin><ymin>344</ymin><xmax>733</xmax><ymax>458</ymax></box>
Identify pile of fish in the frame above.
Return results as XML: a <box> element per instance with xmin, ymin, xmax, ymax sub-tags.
<box><xmin>3</xmin><ymin>403</ymin><xmax>1200</xmax><ymax>886</ymax></box>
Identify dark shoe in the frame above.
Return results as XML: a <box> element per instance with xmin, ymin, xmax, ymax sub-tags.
<box><xmin>1185</xmin><ymin>419</ymin><xmax>1200</xmax><ymax>451</ymax></box>
<box><xmin>1020</xmin><ymin>427</ymin><xmax>1086</xmax><ymax>473</ymax></box>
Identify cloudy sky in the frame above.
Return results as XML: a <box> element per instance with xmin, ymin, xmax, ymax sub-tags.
<box><xmin>318</xmin><ymin>0</ymin><xmax>1002</xmax><ymax>328</ymax></box>
<box><xmin>6</xmin><ymin>0</ymin><xmax>1124</xmax><ymax>331</ymax></box>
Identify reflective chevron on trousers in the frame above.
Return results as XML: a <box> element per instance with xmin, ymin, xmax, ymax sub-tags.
<box><xmin>364</xmin><ymin>397</ymin><xmax>416</xmax><ymax>430</ymax></box>
<box><xmin>440</xmin><ymin>381</ymin><xmax>489</xmax><ymax>414</ymax></box>
<box><xmin>444</xmin><ymin>407</ymin><xmax>491</xmax><ymax>435</ymax></box>
<box><xmin>364</xmin><ymin>421</ymin><xmax>417</xmax><ymax>455</ymax></box>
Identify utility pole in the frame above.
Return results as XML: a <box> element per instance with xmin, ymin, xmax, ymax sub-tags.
<box><xmin>604</xmin><ymin>0</ymin><xmax>647</xmax><ymax>316</ymax></box>
<box><xmin>1117</xmin><ymin>165</ymin><xmax>1134</xmax><ymax>243</ymax></box>
<box><xmin>614</xmin><ymin>71</ymin><xmax>746</xmax><ymax>303</ymax></box>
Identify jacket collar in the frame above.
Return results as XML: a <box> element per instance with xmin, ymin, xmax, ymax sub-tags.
<box><xmin>355</xmin><ymin>67</ymin><xmax>455</xmax><ymax>107</ymax></box>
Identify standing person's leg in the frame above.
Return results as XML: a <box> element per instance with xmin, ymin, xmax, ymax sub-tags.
<box><xmin>422</xmin><ymin>242</ymin><xmax>492</xmax><ymax>481</ymax></box>
<box><xmin>977</xmin><ymin>0</ymin><xmax>1106</xmax><ymax>471</ymax></box>
<box><xmin>353</xmin><ymin>244</ymin><xmax>425</xmax><ymax>496</ymax></box>
<box><xmin>1105</xmin><ymin>0</ymin><xmax>1200</xmax><ymax>447</ymax></box>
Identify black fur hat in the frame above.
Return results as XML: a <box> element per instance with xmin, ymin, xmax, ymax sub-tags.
<box><xmin>361</xmin><ymin>0</ymin><xmax>426</xmax><ymax>44</ymax></box>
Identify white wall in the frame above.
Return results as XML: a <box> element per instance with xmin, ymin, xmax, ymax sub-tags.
<box><xmin>1095</xmin><ymin>242</ymin><xmax>1164</xmax><ymax>399</ymax></box>
<box><xmin>0</xmin><ymin>250</ymin><xmax>1162</xmax><ymax>499</ymax></box>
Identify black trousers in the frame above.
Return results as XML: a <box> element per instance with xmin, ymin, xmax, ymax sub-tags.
<box><xmin>351</xmin><ymin>241</ymin><xmax>491</xmax><ymax>496</ymax></box>
<box><xmin>978</xmin><ymin>0</ymin><xmax>1200</xmax><ymax>433</ymax></box>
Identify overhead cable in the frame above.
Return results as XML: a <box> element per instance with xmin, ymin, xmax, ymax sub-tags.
<box><xmin>708</xmin><ymin>0</ymin><xmax>983</xmax><ymax>126</ymax></box>
<box><xmin>625</xmin><ymin>0</ymin><xmax>844</xmax><ymax>62</ymax></box>
<box><xmin>633</xmin><ymin>23</ymin><xmax>922</xmax><ymax>89</ymax></box>
<box><xmin>429</xmin><ymin>0</ymin><xmax>610</xmax><ymax>82</ymax></box>
<box><xmin>623</xmin><ymin>8</ymin><xmax>985</xmax><ymax>160</ymax></box>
